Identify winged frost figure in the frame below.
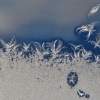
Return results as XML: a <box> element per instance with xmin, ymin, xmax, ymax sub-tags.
<box><xmin>94</xmin><ymin>55</ymin><xmax>100</xmax><ymax>64</ymax></box>
<box><xmin>49</xmin><ymin>39</ymin><xmax>64</xmax><ymax>59</ymax></box>
<box><xmin>69</xmin><ymin>43</ymin><xmax>83</xmax><ymax>54</ymax></box>
<box><xmin>81</xmin><ymin>50</ymin><xmax>93</xmax><ymax>62</ymax></box>
<box><xmin>89</xmin><ymin>40</ymin><xmax>100</xmax><ymax>48</ymax></box>
<box><xmin>68</xmin><ymin>43</ymin><xmax>84</xmax><ymax>62</ymax></box>
<box><xmin>0</xmin><ymin>37</ymin><xmax>19</xmax><ymax>61</ymax></box>
<box><xmin>76</xmin><ymin>23</ymin><xmax>96</xmax><ymax>40</ymax></box>
<box><xmin>69</xmin><ymin>43</ymin><xmax>83</xmax><ymax>51</ymax></box>
<box><xmin>20</xmin><ymin>42</ymin><xmax>32</xmax><ymax>58</ymax></box>
<box><xmin>0</xmin><ymin>37</ymin><xmax>18</xmax><ymax>54</ymax></box>
<box><xmin>64</xmin><ymin>53</ymin><xmax>74</xmax><ymax>65</ymax></box>
<box><xmin>88</xmin><ymin>4</ymin><xmax>100</xmax><ymax>16</ymax></box>
<box><xmin>89</xmin><ymin>35</ymin><xmax>100</xmax><ymax>48</ymax></box>
<box><xmin>22</xmin><ymin>43</ymin><xmax>31</xmax><ymax>52</ymax></box>
<box><xmin>34</xmin><ymin>42</ymin><xmax>51</xmax><ymax>61</ymax></box>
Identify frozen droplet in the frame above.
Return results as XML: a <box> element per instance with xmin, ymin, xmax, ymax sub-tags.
<box><xmin>67</xmin><ymin>71</ymin><xmax>78</xmax><ymax>88</ymax></box>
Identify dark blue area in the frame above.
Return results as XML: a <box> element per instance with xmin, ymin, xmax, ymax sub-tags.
<box><xmin>0</xmin><ymin>19</ymin><xmax>100</xmax><ymax>57</ymax></box>
<box><xmin>0</xmin><ymin>20</ymin><xmax>76</xmax><ymax>43</ymax></box>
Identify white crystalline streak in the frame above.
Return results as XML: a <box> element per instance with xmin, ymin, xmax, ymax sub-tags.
<box><xmin>88</xmin><ymin>4</ymin><xmax>100</xmax><ymax>16</ymax></box>
<box><xmin>76</xmin><ymin>23</ymin><xmax>96</xmax><ymax>40</ymax></box>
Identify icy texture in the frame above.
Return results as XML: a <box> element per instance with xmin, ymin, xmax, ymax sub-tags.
<box><xmin>0</xmin><ymin>35</ymin><xmax>100</xmax><ymax>67</ymax></box>
<box><xmin>0</xmin><ymin>4</ymin><xmax>100</xmax><ymax>66</ymax></box>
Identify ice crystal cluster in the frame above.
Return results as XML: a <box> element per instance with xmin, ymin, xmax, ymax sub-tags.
<box><xmin>0</xmin><ymin>5</ymin><xmax>100</xmax><ymax>67</ymax></box>
<box><xmin>0</xmin><ymin>32</ymin><xmax>100</xmax><ymax>67</ymax></box>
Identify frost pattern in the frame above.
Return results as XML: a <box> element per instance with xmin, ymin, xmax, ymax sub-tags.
<box><xmin>0</xmin><ymin>35</ymin><xmax>100</xmax><ymax>66</ymax></box>
<box><xmin>0</xmin><ymin>5</ymin><xmax>100</xmax><ymax>66</ymax></box>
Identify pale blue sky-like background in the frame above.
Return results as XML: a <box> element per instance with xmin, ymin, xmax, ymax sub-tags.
<box><xmin>0</xmin><ymin>0</ymin><xmax>100</xmax><ymax>42</ymax></box>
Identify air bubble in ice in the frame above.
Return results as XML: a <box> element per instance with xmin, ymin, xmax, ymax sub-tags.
<box><xmin>67</xmin><ymin>71</ymin><xmax>78</xmax><ymax>88</ymax></box>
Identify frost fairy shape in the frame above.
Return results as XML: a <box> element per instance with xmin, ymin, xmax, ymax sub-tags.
<box><xmin>20</xmin><ymin>42</ymin><xmax>32</xmax><ymax>58</ymax></box>
<box><xmin>49</xmin><ymin>39</ymin><xmax>64</xmax><ymax>59</ymax></box>
<box><xmin>81</xmin><ymin>50</ymin><xmax>93</xmax><ymax>62</ymax></box>
<box><xmin>0</xmin><ymin>37</ymin><xmax>17</xmax><ymax>53</ymax></box>
<box><xmin>34</xmin><ymin>42</ymin><xmax>51</xmax><ymax>61</ymax></box>
<box><xmin>0</xmin><ymin>37</ymin><xmax>19</xmax><ymax>61</ymax></box>
<box><xmin>22</xmin><ymin>42</ymin><xmax>31</xmax><ymax>52</ymax></box>
<box><xmin>95</xmin><ymin>55</ymin><xmax>100</xmax><ymax>64</ymax></box>
<box><xmin>89</xmin><ymin>35</ymin><xmax>100</xmax><ymax>48</ymax></box>
<box><xmin>68</xmin><ymin>44</ymin><xmax>84</xmax><ymax>63</ymax></box>
<box><xmin>76</xmin><ymin>23</ymin><xmax>96</xmax><ymax>40</ymax></box>
<box><xmin>69</xmin><ymin>43</ymin><xmax>83</xmax><ymax>57</ymax></box>
<box><xmin>68</xmin><ymin>43</ymin><xmax>94</xmax><ymax>63</ymax></box>
<box><xmin>88</xmin><ymin>4</ymin><xmax>100</xmax><ymax>16</ymax></box>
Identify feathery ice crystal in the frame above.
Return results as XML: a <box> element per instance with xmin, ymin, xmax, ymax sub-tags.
<box><xmin>76</xmin><ymin>23</ymin><xmax>96</xmax><ymax>40</ymax></box>
<box><xmin>0</xmin><ymin>5</ymin><xmax>100</xmax><ymax>66</ymax></box>
<box><xmin>0</xmin><ymin>35</ymin><xmax>100</xmax><ymax>66</ymax></box>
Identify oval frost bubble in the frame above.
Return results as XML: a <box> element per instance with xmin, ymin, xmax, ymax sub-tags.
<box><xmin>67</xmin><ymin>71</ymin><xmax>78</xmax><ymax>88</ymax></box>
